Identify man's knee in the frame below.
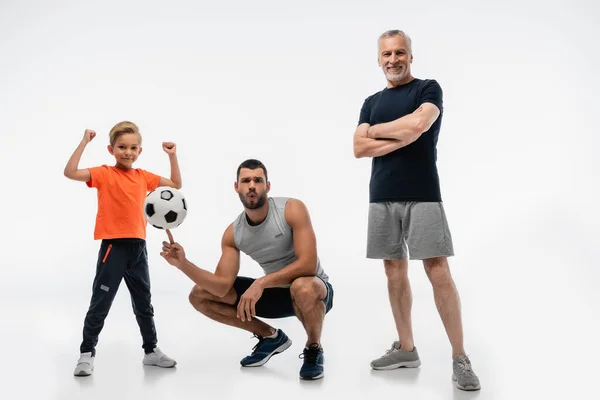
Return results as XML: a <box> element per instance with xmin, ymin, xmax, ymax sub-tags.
<box><xmin>423</xmin><ymin>257</ymin><xmax>451</xmax><ymax>286</ymax></box>
<box><xmin>290</xmin><ymin>277</ymin><xmax>325</xmax><ymax>309</ymax></box>
<box><xmin>384</xmin><ymin>259</ymin><xmax>409</xmax><ymax>283</ymax></box>
<box><xmin>189</xmin><ymin>285</ymin><xmax>215</xmax><ymax>312</ymax></box>
<box><xmin>189</xmin><ymin>284</ymin><xmax>237</xmax><ymax>311</ymax></box>
<box><xmin>189</xmin><ymin>285</ymin><xmax>203</xmax><ymax>306</ymax></box>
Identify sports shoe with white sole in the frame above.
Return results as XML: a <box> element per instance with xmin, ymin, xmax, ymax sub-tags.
<box><xmin>143</xmin><ymin>347</ymin><xmax>177</xmax><ymax>368</ymax></box>
<box><xmin>452</xmin><ymin>354</ymin><xmax>481</xmax><ymax>391</ymax></box>
<box><xmin>74</xmin><ymin>352</ymin><xmax>94</xmax><ymax>376</ymax></box>
<box><xmin>240</xmin><ymin>329</ymin><xmax>292</xmax><ymax>367</ymax></box>
<box><xmin>370</xmin><ymin>341</ymin><xmax>421</xmax><ymax>370</ymax></box>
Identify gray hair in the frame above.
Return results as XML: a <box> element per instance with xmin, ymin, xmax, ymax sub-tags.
<box><xmin>378</xmin><ymin>30</ymin><xmax>412</xmax><ymax>54</ymax></box>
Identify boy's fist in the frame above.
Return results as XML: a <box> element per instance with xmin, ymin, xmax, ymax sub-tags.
<box><xmin>162</xmin><ymin>142</ymin><xmax>176</xmax><ymax>155</ymax></box>
<box><xmin>83</xmin><ymin>129</ymin><xmax>96</xmax><ymax>143</ymax></box>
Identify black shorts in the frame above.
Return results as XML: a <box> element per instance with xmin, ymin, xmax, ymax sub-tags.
<box><xmin>232</xmin><ymin>276</ymin><xmax>334</xmax><ymax>319</ymax></box>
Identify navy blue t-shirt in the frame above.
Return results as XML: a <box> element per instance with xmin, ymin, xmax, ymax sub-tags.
<box><xmin>358</xmin><ymin>78</ymin><xmax>444</xmax><ymax>203</ymax></box>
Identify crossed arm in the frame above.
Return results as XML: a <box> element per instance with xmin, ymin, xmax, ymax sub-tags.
<box><xmin>353</xmin><ymin>102</ymin><xmax>441</xmax><ymax>158</ymax></box>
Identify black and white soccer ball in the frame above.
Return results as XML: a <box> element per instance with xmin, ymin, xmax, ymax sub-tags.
<box><xmin>143</xmin><ymin>186</ymin><xmax>187</xmax><ymax>230</ymax></box>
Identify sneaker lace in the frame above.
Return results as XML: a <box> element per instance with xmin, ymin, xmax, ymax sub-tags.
<box><xmin>379</xmin><ymin>342</ymin><xmax>400</xmax><ymax>358</ymax></box>
<box><xmin>298</xmin><ymin>344</ymin><xmax>320</xmax><ymax>365</ymax></box>
<box><xmin>385</xmin><ymin>343</ymin><xmax>399</xmax><ymax>355</ymax></box>
<box><xmin>457</xmin><ymin>355</ymin><xmax>475</xmax><ymax>377</ymax></box>
<box><xmin>250</xmin><ymin>334</ymin><xmax>266</xmax><ymax>354</ymax></box>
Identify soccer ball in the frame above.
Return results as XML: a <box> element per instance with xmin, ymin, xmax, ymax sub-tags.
<box><xmin>144</xmin><ymin>186</ymin><xmax>187</xmax><ymax>230</ymax></box>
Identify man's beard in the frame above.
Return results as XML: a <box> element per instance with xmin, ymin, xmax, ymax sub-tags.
<box><xmin>239</xmin><ymin>192</ymin><xmax>267</xmax><ymax>210</ymax></box>
<box><xmin>384</xmin><ymin>64</ymin><xmax>408</xmax><ymax>83</ymax></box>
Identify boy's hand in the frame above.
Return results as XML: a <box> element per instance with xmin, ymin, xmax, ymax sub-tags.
<box><xmin>83</xmin><ymin>129</ymin><xmax>96</xmax><ymax>144</ymax></box>
<box><xmin>162</xmin><ymin>142</ymin><xmax>177</xmax><ymax>155</ymax></box>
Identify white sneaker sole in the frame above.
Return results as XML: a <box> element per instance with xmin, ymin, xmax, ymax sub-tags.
<box><xmin>452</xmin><ymin>374</ymin><xmax>481</xmax><ymax>391</ymax></box>
<box><xmin>74</xmin><ymin>364</ymin><xmax>93</xmax><ymax>376</ymax></box>
<box><xmin>300</xmin><ymin>370</ymin><xmax>324</xmax><ymax>380</ymax></box>
<box><xmin>242</xmin><ymin>338</ymin><xmax>293</xmax><ymax>367</ymax></box>
<box><xmin>143</xmin><ymin>358</ymin><xmax>177</xmax><ymax>368</ymax></box>
<box><xmin>371</xmin><ymin>359</ymin><xmax>421</xmax><ymax>370</ymax></box>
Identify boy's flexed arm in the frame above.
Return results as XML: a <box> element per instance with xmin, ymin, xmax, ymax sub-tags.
<box><xmin>158</xmin><ymin>142</ymin><xmax>182</xmax><ymax>189</ymax></box>
<box><xmin>64</xmin><ymin>129</ymin><xmax>95</xmax><ymax>182</ymax></box>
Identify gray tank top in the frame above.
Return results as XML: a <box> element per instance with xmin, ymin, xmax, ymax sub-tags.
<box><xmin>232</xmin><ymin>197</ymin><xmax>329</xmax><ymax>285</ymax></box>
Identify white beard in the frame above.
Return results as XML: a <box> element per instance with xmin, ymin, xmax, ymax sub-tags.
<box><xmin>385</xmin><ymin>68</ymin><xmax>407</xmax><ymax>83</ymax></box>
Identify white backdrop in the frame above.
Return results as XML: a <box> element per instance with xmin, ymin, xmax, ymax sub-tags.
<box><xmin>1</xmin><ymin>0</ymin><xmax>599</xmax><ymax>398</ymax></box>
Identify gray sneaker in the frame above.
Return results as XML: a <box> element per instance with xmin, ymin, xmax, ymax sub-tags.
<box><xmin>452</xmin><ymin>355</ymin><xmax>481</xmax><ymax>390</ymax></box>
<box><xmin>74</xmin><ymin>352</ymin><xmax>94</xmax><ymax>376</ymax></box>
<box><xmin>143</xmin><ymin>347</ymin><xmax>177</xmax><ymax>368</ymax></box>
<box><xmin>370</xmin><ymin>341</ymin><xmax>421</xmax><ymax>370</ymax></box>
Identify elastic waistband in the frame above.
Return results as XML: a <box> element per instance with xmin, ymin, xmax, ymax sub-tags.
<box><xmin>101</xmin><ymin>238</ymin><xmax>146</xmax><ymax>245</ymax></box>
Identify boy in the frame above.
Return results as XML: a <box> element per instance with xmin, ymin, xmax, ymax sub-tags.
<box><xmin>63</xmin><ymin>121</ymin><xmax>182</xmax><ymax>376</ymax></box>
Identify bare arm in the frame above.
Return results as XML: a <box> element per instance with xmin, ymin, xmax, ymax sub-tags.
<box><xmin>162</xmin><ymin>224</ymin><xmax>240</xmax><ymax>298</ymax></box>
<box><xmin>63</xmin><ymin>129</ymin><xmax>95</xmax><ymax>182</ymax></box>
<box><xmin>158</xmin><ymin>142</ymin><xmax>182</xmax><ymax>189</ymax></box>
<box><xmin>368</xmin><ymin>102</ymin><xmax>440</xmax><ymax>142</ymax></box>
<box><xmin>353</xmin><ymin>123</ymin><xmax>412</xmax><ymax>158</ymax></box>
<box><xmin>256</xmin><ymin>199</ymin><xmax>318</xmax><ymax>289</ymax></box>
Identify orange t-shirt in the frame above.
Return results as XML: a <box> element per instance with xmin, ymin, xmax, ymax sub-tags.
<box><xmin>86</xmin><ymin>165</ymin><xmax>162</xmax><ymax>240</ymax></box>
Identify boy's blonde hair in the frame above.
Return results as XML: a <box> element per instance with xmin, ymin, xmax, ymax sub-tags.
<box><xmin>108</xmin><ymin>121</ymin><xmax>142</xmax><ymax>146</ymax></box>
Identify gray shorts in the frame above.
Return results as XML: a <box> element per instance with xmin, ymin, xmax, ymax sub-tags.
<box><xmin>367</xmin><ymin>201</ymin><xmax>454</xmax><ymax>260</ymax></box>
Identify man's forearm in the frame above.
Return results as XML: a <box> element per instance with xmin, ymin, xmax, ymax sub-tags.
<box><xmin>368</xmin><ymin>112</ymin><xmax>421</xmax><ymax>141</ymax></box>
<box><xmin>354</xmin><ymin>136</ymin><xmax>411</xmax><ymax>158</ymax></box>
<box><xmin>368</xmin><ymin>138</ymin><xmax>412</xmax><ymax>157</ymax></box>
<box><xmin>179</xmin><ymin>259</ymin><xmax>231</xmax><ymax>297</ymax></box>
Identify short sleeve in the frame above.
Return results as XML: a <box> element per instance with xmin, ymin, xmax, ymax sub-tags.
<box><xmin>86</xmin><ymin>166</ymin><xmax>107</xmax><ymax>188</ymax></box>
<box><xmin>140</xmin><ymin>169</ymin><xmax>162</xmax><ymax>192</ymax></box>
<box><xmin>419</xmin><ymin>79</ymin><xmax>443</xmax><ymax>111</ymax></box>
<box><xmin>358</xmin><ymin>97</ymin><xmax>371</xmax><ymax>125</ymax></box>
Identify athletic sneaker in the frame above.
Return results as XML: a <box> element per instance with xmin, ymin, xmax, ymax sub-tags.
<box><xmin>452</xmin><ymin>354</ymin><xmax>481</xmax><ymax>391</ymax></box>
<box><xmin>370</xmin><ymin>341</ymin><xmax>421</xmax><ymax>370</ymax></box>
<box><xmin>74</xmin><ymin>352</ymin><xmax>94</xmax><ymax>376</ymax></box>
<box><xmin>299</xmin><ymin>343</ymin><xmax>324</xmax><ymax>380</ymax></box>
<box><xmin>240</xmin><ymin>329</ymin><xmax>292</xmax><ymax>367</ymax></box>
<box><xmin>143</xmin><ymin>347</ymin><xmax>177</xmax><ymax>368</ymax></box>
